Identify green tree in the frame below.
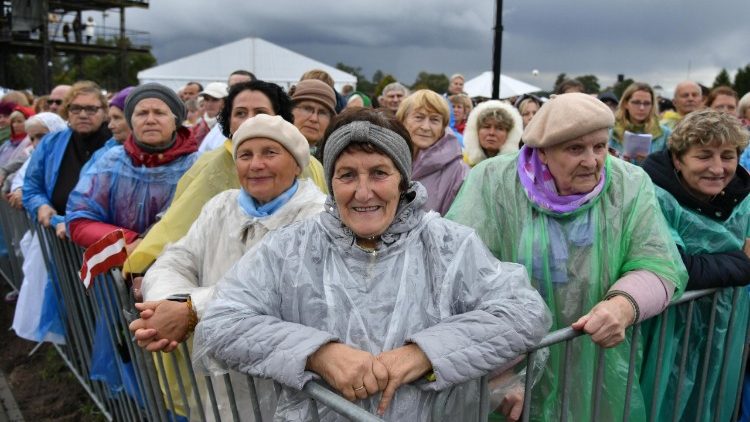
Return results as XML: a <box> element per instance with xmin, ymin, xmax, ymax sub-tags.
<box><xmin>613</xmin><ymin>78</ymin><xmax>635</xmax><ymax>99</ymax></box>
<box><xmin>3</xmin><ymin>54</ymin><xmax>38</xmax><ymax>90</ymax></box>
<box><xmin>712</xmin><ymin>68</ymin><xmax>732</xmax><ymax>88</ymax></box>
<box><xmin>335</xmin><ymin>62</ymin><xmax>375</xmax><ymax>96</ymax></box>
<box><xmin>52</xmin><ymin>37</ymin><xmax>156</xmax><ymax>90</ymax></box>
<box><xmin>554</xmin><ymin>73</ymin><xmax>567</xmax><ymax>91</ymax></box>
<box><xmin>411</xmin><ymin>71</ymin><xmax>449</xmax><ymax>93</ymax></box>
<box><xmin>373</xmin><ymin>74</ymin><xmax>397</xmax><ymax>98</ymax></box>
<box><xmin>734</xmin><ymin>64</ymin><xmax>750</xmax><ymax>97</ymax></box>
<box><xmin>575</xmin><ymin>75</ymin><xmax>600</xmax><ymax>94</ymax></box>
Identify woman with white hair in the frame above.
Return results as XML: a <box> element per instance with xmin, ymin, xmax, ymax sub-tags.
<box><xmin>462</xmin><ymin>100</ymin><xmax>522</xmax><ymax>167</ymax></box>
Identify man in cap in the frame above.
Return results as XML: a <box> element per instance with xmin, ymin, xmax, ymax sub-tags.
<box><xmin>191</xmin><ymin>82</ymin><xmax>228</xmax><ymax>146</ymax></box>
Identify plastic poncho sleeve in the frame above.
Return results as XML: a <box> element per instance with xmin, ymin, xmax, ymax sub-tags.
<box><xmin>616</xmin><ymin>167</ymin><xmax>688</xmax><ymax>296</ymax></box>
<box><xmin>22</xmin><ymin>132</ymin><xmax>58</xmax><ymax>218</ymax></box>
<box><xmin>123</xmin><ymin>147</ymin><xmax>238</xmax><ymax>275</ymax></box>
<box><xmin>407</xmin><ymin>231</ymin><xmax>551</xmax><ymax>391</ymax></box>
<box><xmin>141</xmin><ymin>192</ymin><xmax>221</xmax><ymax>318</ymax></box>
<box><xmin>194</xmin><ymin>240</ymin><xmax>339</xmax><ymax>389</ymax></box>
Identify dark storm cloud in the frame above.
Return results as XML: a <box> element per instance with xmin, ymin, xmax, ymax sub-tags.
<box><xmin>121</xmin><ymin>0</ymin><xmax>749</xmax><ymax>92</ymax></box>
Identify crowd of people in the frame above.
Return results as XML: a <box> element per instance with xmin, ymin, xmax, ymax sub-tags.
<box><xmin>0</xmin><ymin>68</ymin><xmax>749</xmax><ymax>421</ymax></box>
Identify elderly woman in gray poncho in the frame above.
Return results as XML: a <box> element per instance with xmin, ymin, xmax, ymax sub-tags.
<box><xmin>193</xmin><ymin>108</ymin><xmax>551</xmax><ymax>420</ymax></box>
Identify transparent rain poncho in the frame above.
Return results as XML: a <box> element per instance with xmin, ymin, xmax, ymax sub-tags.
<box><xmin>445</xmin><ymin>154</ymin><xmax>688</xmax><ymax>421</ymax></box>
<box><xmin>65</xmin><ymin>145</ymin><xmax>197</xmax><ymax>233</ymax></box>
<box><xmin>640</xmin><ymin>186</ymin><xmax>750</xmax><ymax>422</ymax></box>
<box><xmin>193</xmin><ymin>182</ymin><xmax>552</xmax><ymax>421</ymax></box>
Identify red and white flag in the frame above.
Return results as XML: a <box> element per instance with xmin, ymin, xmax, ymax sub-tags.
<box><xmin>79</xmin><ymin>230</ymin><xmax>128</xmax><ymax>289</ymax></box>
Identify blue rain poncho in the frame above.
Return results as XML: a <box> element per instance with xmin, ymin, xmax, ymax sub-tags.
<box><xmin>194</xmin><ymin>182</ymin><xmax>551</xmax><ymax>421</ymax></box>
<box><xmin>65</xmin><ymin>144</ymin><xmax>197</xmax><ymax>237</ymax></box>
<box><xmin>445</xmin><ymin>153</ymin><xmax>688</xmax><ymax>421</ymax></box>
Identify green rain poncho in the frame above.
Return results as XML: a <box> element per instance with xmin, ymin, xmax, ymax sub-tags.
<box><xmin>445</xmin><ymin>153</ymin><xmax>688</xmax><ymax>421</ymax></box>
<box><xmin>640</xmin><ymin>185</ymin><xmax>750</xmax><ymax>422</ymax></box>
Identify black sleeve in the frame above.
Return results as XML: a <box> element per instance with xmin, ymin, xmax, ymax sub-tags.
<box><xmin>679</xmin><ymin>246</ymin><xmax>750</xmax><ymax>290</ymax></box>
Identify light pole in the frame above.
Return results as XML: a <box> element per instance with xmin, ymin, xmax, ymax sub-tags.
<box><xmin>491</xmin><ymin>0</ymin><xmax>504</xmax><ymax>99</ymax></box>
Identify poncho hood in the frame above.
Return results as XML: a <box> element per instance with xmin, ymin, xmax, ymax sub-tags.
<box><xmin>463</xmin><ymin>100</ymin><xmax>522</xmax><ymax>166</ymax></box>
<box><xmin>321</xmin><ymin>181</ymin><xmax>429</xmax><ymax>249</ymax></box>
<box><xmin>412</xmin><ymin>129</ymin><xmax>464</xmax><ymax>178</ymax></box>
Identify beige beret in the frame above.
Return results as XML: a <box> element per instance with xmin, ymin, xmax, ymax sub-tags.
<box><xmin>522</xmin><ymin>93</ymin><xmax>614</xmax><ymax>148</ymax></box>
<box><xmin>232</xmin><ymin>114</ymin><xmax>310</xmax><ymax>169</ymax></box>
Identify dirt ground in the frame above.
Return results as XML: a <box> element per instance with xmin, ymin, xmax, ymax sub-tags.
<box><xmin>0</xmin><ymin>284</ymin><xmax>106</xmax><ymax>422</ymax></box>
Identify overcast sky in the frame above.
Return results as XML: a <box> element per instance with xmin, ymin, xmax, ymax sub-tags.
<box><xmin>105</xmin><ymin>0</ymin><xmax>749</xmax><ymax>95</ymax></box>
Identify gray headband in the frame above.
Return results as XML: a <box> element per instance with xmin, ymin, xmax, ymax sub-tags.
<box><xmin>323</xmin><ymin>120</ymin><xmax>412</xmax><ymax>193</ymax></box>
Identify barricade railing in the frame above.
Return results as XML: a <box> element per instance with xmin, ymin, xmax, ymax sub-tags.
<box><xmin>3</xmin><ymin>199</ymin><xmax>749</xmax><ymax>421</ymax></box>
<box><xmin>2</xmin><ymin>203</ymin><xmax>388</xmax><ymax>421</ymax></box>
<box><xmin>431</xmin><ymin>287</ymin><xmax>750</xmax><ymax>422</ymax></box>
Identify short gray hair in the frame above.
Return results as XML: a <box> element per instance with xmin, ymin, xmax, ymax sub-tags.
<box><xmin>382</xmin><ymin>82</ymin><xmax>409</xmax><ymax>96</ymax></box>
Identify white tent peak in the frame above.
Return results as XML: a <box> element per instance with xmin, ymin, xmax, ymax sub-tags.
<box><xmin>138</xmin><ymin>37</ymin><xmax>356</xmax><ymax>92</ymax></box>
<box><xmin>463</xmin><ymin>71</ymin><xmax>541</xmax><ymax>99</ymax></box>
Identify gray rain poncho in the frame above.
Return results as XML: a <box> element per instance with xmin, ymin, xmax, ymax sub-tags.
<box><xmin>194</xmin><ymin>182</ymin><xmax>551</xmax><ymax>421</ymax></box>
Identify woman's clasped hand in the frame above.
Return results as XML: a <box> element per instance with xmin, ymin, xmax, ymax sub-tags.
<box><xmin>306</xmin><ymin>342</ymin><xmax>432</xmax><ymax>415</ymax></box>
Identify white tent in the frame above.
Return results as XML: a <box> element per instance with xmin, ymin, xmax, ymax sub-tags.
<box><xmin>463</xmin><ymin>71</ymin><xmax>541</xmax><ymax>99</ymax></box>
<box><xmin>138</xmin><ymin>37</ymin><xmax>356</xmax><ymax>92</ymax></box>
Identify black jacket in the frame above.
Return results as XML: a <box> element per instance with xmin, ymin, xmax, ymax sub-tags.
<box><xmin>642</xmin><ymin>150</ymin><xmax>750</xmax><ymax>290</ymax></box>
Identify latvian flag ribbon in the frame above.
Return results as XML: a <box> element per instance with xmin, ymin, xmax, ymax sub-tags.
<box><xmin>79</xmin><ymin>230</ymin><xmax>128</xmax><ymax>289</ymax></box>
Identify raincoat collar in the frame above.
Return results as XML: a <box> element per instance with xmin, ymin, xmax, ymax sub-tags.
<box><xmin>321</xmin><ymin>181</ymin><xmax>429</xmax><ymax>251</ymax></box>
<box><xmin>643</xmin><ymin>148</ymin><xmax>750</xmax><ymax>221</ymax></box>
<box><xmin>412</xmin><ymin>129</ymin><xmax>463</xmax><ymax>179</ymax></box>
<box><xmin>124</xmin><ymin>126</ymin><xmax>198</xmax><ymax>167</ymax></box>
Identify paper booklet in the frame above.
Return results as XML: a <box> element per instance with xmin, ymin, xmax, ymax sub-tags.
<box><xmin>623</xmin><ymin>131</ymin><xmax>652</xmax><ymax>158</ymax></box>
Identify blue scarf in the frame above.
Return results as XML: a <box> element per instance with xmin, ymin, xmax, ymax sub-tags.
<box><xmin>237</xmin><ymin>180</ymin><xmax>299</xmax><ymax>218</ymax></box>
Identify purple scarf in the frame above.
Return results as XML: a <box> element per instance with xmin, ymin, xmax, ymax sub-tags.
<box><xmin>517</xmin><ymin>145</ymin><xmax>606</xmax><ymax>214</ymax></box>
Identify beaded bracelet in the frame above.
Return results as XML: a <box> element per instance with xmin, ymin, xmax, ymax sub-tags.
<box><xmin>604</xmin><ymin>290</ymin><xmax>640</xmax><ymax>325</ymax></box>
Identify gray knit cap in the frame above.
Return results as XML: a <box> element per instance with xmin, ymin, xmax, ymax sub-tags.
<box><xmin>124</xmin><ymin>83</ymin><xmax>186</xmax><ymax>129</ymax></box>
<box><xmin>323</xmin><ymin>120</ymin><xmax>412</xmax><ymax>193</ymax></box>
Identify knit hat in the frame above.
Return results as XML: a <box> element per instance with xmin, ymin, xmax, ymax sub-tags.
<box><xmin>522</xmin><ymin>93</ymin><xmax>614</xmax><ymax>148</ymax></box>
<box><xmin>232</xmin><ymin>114</ymin><xmax>310</xmax><ymax>169</ymax></box>
<box><xmin>109</xmin><ymin>86</ymin><xmax>134</xmax><ymax>111</ymax></box>
<box><xmin>291</xmin><ymin>80</ymin><xmax>336</xmax><ymax>116</ymax></box>
<box><xmin>200</xmin><ymin>82</ymin><xmax>229</xmax><ymax>99</ymax></box>
<box><xmin>124</xmin><ymin>83</ymin><xmax>186</xmax><ymax>129</ymax></box>
<box><xmin>323</xmin><ymin>120</ymin><xmax>411</xmax><ymax>193</ymax></box>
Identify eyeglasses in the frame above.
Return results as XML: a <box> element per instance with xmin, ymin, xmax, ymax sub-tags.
<box><xmin>628</xmin><ymin>100</ymin><xmax>652</xmax><ymax>109</ymax></box>
<box><xmin>48</xmin><ymin>99</ymin><xmax>63</xmax><ymax>106</ymax></box>
<box><xmin>295</xmin><ymin>104</ymin><xmax>331</xmax><ymax>120</ymax></box>
<box><xmin>68</xmin><ymin>105</ymin><xmax>102</xmax><ymax>115</ymax></box>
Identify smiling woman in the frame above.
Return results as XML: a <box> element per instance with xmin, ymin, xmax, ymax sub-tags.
<box><xmin>193</xmin><ymin>107</ymin><xmax>551</xmax><ymax>421</ymax></box>
<box><xmin>640</xmin><ymin>108</ymin><xmax>750</xmax><ymax>421</ymax></box>
<box><xmin>396</xmin><ymin>89</ymin><xmax>469</xmax><ymax>215</ymax></box>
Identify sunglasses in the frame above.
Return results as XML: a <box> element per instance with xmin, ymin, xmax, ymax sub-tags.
<box><xmin>48</xmin><ymin>99</ymin><xmax>63</xmax><ymax>106</ymax></box>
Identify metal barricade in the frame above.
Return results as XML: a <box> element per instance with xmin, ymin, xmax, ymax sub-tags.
<box><xmin>0</xmin><ymin>199</ymin><xmax>29</xmax><ymax>291</ymax></box>
<box><xmin>5</xmin><ymin>210</ymin><xmax>387</xmax><ymax>421</ymax></box>
<box><xmin>431</xmin><ymin>287</ymin><xmax>750</xmax><ymax>422</ymax></box>
<box><xmin>5</xmin><ymin>199</ymin><xmax>749</xmax><ymax>421</ymax></box>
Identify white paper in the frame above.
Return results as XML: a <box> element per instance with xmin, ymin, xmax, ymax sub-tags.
<box><xmin>623</xmin><ymin>131</ymin><xmax>653</xmax><ymax>158</ymax></box>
